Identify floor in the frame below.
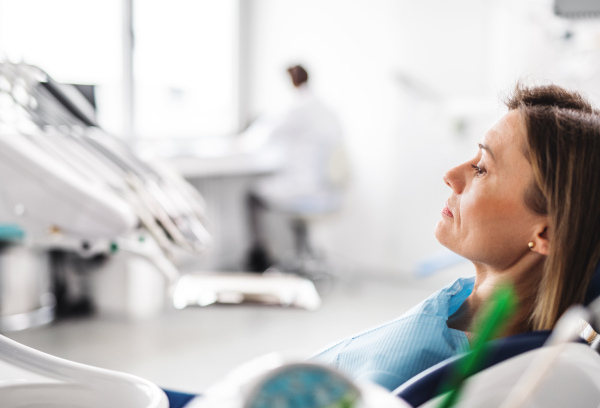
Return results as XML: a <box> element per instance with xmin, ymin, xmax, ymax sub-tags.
<box><xmin>3</xmin><ymin>264</ymin><xmax>470</xmax><ymax>395</ymax></box>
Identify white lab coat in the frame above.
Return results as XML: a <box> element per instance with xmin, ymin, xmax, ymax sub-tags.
<box><xmin>245</xmin><ymin>85</ymin><xmax>345</xmax><ymax>214</ymax></box>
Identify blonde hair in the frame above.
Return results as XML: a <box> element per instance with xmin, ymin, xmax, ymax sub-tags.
<box><xmin>505</xmin><ymin>83</ymin><xmax>600</xmax><ymax>330</ymax></box>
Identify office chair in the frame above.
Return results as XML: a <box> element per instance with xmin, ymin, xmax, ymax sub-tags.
<box><xmin>262</xmin><ymin>142</ymin><xmax>350</xmax><ymax>281</ymax></box>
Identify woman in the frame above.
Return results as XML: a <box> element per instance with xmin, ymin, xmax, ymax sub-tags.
<box><xmin>309</xmin><ymin>83</ymin><xmax>600</xmax><ymax>391</ymax></box>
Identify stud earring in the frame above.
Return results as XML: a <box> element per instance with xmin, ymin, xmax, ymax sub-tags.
<box><xmin>528</xmin><ymin>242</ymin><xmax>536</xmax><ymax>249</ymax></box>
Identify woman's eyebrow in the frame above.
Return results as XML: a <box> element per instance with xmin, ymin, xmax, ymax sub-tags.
<box><xmin>478</xmin><ymin>143</ymin><xmax>495</xmax><ymax>161</ymax></box>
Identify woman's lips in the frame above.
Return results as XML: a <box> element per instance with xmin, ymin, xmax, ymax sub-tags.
<box><xmin>442</xmin><ymin>203</ymin><xmax>453</xmax><ymax>218</ymax></box>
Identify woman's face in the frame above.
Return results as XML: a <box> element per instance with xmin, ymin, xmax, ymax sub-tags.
<box><xmin>434</xmin><ymin>110</ymin><xmax>544</xmax><ymax>270</ymax></box>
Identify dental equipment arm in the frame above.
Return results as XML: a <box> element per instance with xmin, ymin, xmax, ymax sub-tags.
<box><xmin>0</xmin><ymin>131</ymin><xmax>137</xmax><ymax>241</ymax></box>
<box><xmin>0</xmin><ymin>61</ymin><xmax>211</xmax><ymax>256</ymax></box>
<box><xmin>0</xmin><ymin>61</ymin><xmax>211</xmax><ymax>255</ymax></box>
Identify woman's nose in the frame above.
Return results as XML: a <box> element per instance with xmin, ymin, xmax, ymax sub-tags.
<box><xmin>443</xmin><ymin>165</ymin><xmax>465</xmax><ymax>194</ymax></box>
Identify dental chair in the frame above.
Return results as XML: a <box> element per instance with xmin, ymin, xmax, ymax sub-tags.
<box><xmin>155</xmin><ymin>263</ymin><xmax>600</xmax><ymax>408</ymax></box>
<box><xmin>394</xmin><ymin>262</ymin><xmax>600</xmax><ymax>407</ymax></box>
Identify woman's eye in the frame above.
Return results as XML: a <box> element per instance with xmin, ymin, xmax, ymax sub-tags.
<box><xmin>471</xmin><ymin>164</ymin><xmax>486</xmax><ymax>176</ymax></box>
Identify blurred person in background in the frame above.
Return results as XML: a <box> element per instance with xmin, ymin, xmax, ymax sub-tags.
<box><xmin>243</xmin><ymin>65</ymin><xmax>346</xmax><ymax>272</ymax></box>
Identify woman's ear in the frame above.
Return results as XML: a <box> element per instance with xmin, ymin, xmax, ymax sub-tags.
<box><xmin>530</xmin><ymin>225</ymin><xmax>550</xmax><ymax>256</ymax></box>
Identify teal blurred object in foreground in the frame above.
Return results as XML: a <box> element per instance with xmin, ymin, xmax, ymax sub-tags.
<box><xmin>247</xmin><ymin>363</ymin><xmax>360</xmax><ymax>408</ymax></box>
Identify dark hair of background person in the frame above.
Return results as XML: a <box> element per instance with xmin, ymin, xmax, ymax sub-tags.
<box><xmin>505</xmin><ymin>83</ymin><xmax>600</xmax><ymax>330</ymax></box>
<box><xmin>287</xmin><ymin>65</ymin><xmax>309</xmax><ymax>88</ymax></box>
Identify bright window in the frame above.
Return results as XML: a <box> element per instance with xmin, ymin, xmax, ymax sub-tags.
<box><xmin>133</xmin><ymin>0</ymin><xmax>239</xmax><ymax>139</ymax></box>
<box><xmin>0</xmin><ymin>0</ymin><xmax>239</xmax><ymax>139</ymax></box>
<box><xmin>0</xmin><ymin>0</ymin><xmax>124</xmax><ymax>135</ymax></box>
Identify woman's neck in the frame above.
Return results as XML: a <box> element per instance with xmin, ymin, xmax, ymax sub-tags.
<box><xmin>448</xmin><ymin>256</ymin><xmax>544</xmax><ymax>338</ymax></box>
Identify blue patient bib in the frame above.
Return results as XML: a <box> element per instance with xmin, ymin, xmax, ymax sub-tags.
<box><xmin>308</xmin><ymin>276</ymin><xmax>475</xmax><ymax>391</ymax></box>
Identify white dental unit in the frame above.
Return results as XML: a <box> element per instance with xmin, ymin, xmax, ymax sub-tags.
<box><xmin>0</xmin><ymin>60</ymin><xmax>214</xmax><ymax>324</ymax></box>
<box><xmin>0</xmin><ymin>60</ymin><xmax>208</xmax><ymax>407</ymax></box>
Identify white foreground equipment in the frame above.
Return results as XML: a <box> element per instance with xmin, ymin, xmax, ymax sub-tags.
<box><xmin>177</xmin><ymin>352</ymin><xmax>410</xmax><ymax>408</ymax></box>
<box><xmin>0</xmin><ymin>334</ymin><xmax>168</xmax><ymax>408</ymax></box>
<box><xmin>420</xmin><ymin>343</ymin><xmax>600</xmax><ymax>408</ymax></box>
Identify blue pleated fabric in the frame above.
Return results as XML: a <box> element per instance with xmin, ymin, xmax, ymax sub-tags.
<box><xmin>308</xmin><ymin>276</ymin><xmax>475</xmax><ymax>391</ymax></box>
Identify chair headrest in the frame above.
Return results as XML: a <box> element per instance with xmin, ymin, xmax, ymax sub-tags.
<box><xmin>584</xmin><ymin>261</ymin><xmax>600</xmax><ymax>306</ymax></box>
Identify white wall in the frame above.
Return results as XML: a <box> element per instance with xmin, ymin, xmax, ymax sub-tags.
<box><xmin>243</xmin><ymin>0</ymin><xmax>600</xmax><ymax>276</ymax></box>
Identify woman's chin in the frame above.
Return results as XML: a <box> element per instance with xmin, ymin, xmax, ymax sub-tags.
<box><xmin>434</xmin><ymin>224</ymin><xmax>459</xmax><ymax>255</ymax></box>
<box><xmin>433</xmin><ymin>221</ymin><xmax>447</xmax><ymax>243</ymax></box>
